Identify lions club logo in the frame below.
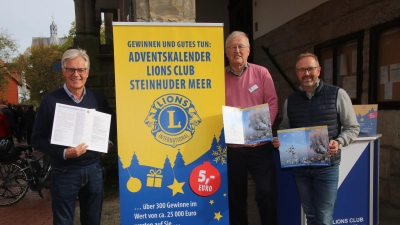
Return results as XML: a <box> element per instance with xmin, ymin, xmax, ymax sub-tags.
<box><xmin>144</xmin><ymin>93</ymin><xmax>202</xmax><ymax>148</ymax></box>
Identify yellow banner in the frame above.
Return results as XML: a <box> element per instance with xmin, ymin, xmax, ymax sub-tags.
<box><xmin>113</xmin><ymin>23</ymin><xmax>225</xmax><ymax>169</ymax></box>
<box><xmin>113</xmin><ymin>22</ymin><xmax>227</xmax><ymax>225</ymax></box>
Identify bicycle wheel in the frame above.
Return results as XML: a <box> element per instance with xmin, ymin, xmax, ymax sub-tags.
<box><xmin>0</xmin><ymin>162</ymin><xmax>29</xmax><ymax>206</ymax></box>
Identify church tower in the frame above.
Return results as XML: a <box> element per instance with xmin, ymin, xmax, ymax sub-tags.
<box><xmin>31</xmin><ymin>16</ymin><xmax>66</xmax><ymax>47</ymax></box>
<box><xmin>49</xmin><ymin>16</ymin><xmax>59</xmax><ymax>45</ymax></box>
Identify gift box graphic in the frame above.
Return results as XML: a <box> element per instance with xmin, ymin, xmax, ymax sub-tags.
<box><xmin>146</xmin><ymin>169</ymin><xmax>163</xmax><ymax>187</ymax></box>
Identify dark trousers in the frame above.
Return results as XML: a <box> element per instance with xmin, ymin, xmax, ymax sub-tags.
<box><xmin>15</xmin><ymin>126</ymin><xmax>22</xmax><ymax>142</ymax></box>
<box><xmin>51</xmin><ymin>165</ymin><xmax>103</xmax><ymax>225</ymax></box>
<box><xmin>26</xmin><ymin>129</ymin><xmax>32</xmax><ymax>145</ymax></box>
<box><xmin>227</xmin><ymin>143</ymin><xmax>278</xmax><ymax>225</ymax></box>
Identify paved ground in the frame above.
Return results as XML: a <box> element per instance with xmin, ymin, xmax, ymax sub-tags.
<box><xmin>0</xmin><ymin>187</ymin><xmax>53</xmax><ymax>225</ymax></box>
<box><xmin>2</xmin><ymin>149</ymin><xmax>400</xmax><ymax>224</ymax></box>
<box><xmin>2</xmin><ymin>182</ymin><xmax>400</xmax><ymax>225</ymax></box>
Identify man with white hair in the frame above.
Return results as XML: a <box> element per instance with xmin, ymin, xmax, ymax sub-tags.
<box><xmin>225</xmin><ymin>31</ymin><xmax>279</xmax><ymax>225</ymax></box>
<box><xmin>32</xmin><ymin>48</ymin><xmax>116</xmax><ymax>225</ymax></box>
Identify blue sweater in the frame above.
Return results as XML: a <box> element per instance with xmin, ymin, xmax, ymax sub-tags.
<box><xmin>32</xmin><ymin>87</ymin><xmax>116</xmax><ymax>169</ymax></box>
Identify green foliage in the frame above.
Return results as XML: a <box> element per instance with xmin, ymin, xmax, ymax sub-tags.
<box><xmin>100</xmin><ymin>20</ymin><xmax>106</xmax><ymax>44</ymax></box>
<box><xmin>15</xmin><ymin>41</ymin><xmax>65</xmax><ymax>103</ymax></box>
<box><xmin>0</xmin><ymin>65</ymin><xmax>10</xmax><ymax>101</ymax></box>
<box><xmin>13</xmin><ymin>21</ymin><xmax>77</xmax><ymax>104</ymax></box>
<box><xmin>59</xmin><ymin>37</ymin><xmax>74</xmax><ymax>53</ymax></box>
<box><xmin>19</xmin><ymin>98</ymin><xmax>40</xmax><ymax>108</ymax></box>
<box><xmin>61</xmin><ymin>20</ymin><xmax>106</xmax><ymax>45</ymax></box>
<box><xmin>0</xmin><ymin>29</ymin><xmax>19</xmax><ymax>100</ymax></box>
<box><xmin>1</xmin><ymin>21</ymin><xmax>79</xmax><ymax>104</ymax></box>
<box><xmin>60</xmin><ymin>21</ymin><xmax>75</xmax><ymax>52</ymax></box>
<box><xmin>0</xmin><ymin>28</ymin><xmax>19</xmax><ymax>62</ymax></box>
<box><xmin>67</xmin><ymin>21</ymin><xmax>76</xmax><ymax>38</ymax></box>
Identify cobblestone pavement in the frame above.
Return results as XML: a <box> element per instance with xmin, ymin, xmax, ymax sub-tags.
<box><xmin>1</xmin><ymin>149</ymin><xmax>53</xmax><ymax>225</ymax></box>
<box><xmin>0</xmin><ymin>187</ymin><xmax>53</xmax><ymax>225</ymax></box>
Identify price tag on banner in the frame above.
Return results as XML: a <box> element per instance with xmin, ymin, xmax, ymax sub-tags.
<box><xmin>189</xmin><ymin>161</ymin><xmax>221</xmax><ymax>196</ymax></box>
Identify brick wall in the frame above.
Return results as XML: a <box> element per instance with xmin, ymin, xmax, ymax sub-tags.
<box><xmin>0</xmin><ymin>75</ymin><xmax>20</xmax><ymax>105</ymax></box>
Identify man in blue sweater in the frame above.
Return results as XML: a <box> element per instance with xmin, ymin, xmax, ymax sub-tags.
<box><xmin>32</xmin><ymin>48</ymin><xmax>116</xmax><ymax>225</ymax></box>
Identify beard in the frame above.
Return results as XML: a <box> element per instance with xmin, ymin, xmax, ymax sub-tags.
<box><xmin>301</xmin><ymin>77</ymin><xmax>318</xmax><ymax>88</ymax></box>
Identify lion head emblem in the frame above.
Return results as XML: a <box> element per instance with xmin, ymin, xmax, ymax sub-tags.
<box><xmin>144</xmin><ymin>94</ymin><xmax>201</xmax><ymax>147</ymax></box>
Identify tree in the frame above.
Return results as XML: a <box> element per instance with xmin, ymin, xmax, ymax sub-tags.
<box><xmin>246</xmin><ymin>107</ymin><xmax>272</xmax><ymax>141</ymax></box>
<box><xmin>0</xmin><ymin>28</ymin><xmax>19</xmax><ymax>62</ymax></box>
<box><xmin>309</xmin><ymin>129</ymin><xmax>329</xmax><ymax>154</ymax></box>
<box><xmin>0</xmin><ymin>60</ymin><xmax>10</xmax><ymax>101</ymax></box>
<box><xmin>15</xmin><ymin>40</ymin><xmax>64</xmax><ymax>103</ymax></box>
<box><xmin>60</xmin><ymin>21</ymin><xmax>75</xmax><ymax>52</ymax></box>
<box><xmin>60</xmin><ymin>20</ymin><xmax>106</xmax><ymax>51</ymax></box>
<box><xmin>0</xmin><ymin>29</ymin><xmax>19</xmax><ymax>100</ymax></box>
<box><xmin>173</xmin><ymin>149</ymin><xmax>186</xmax><ymax>168</ymax></box>
<box><xmin>11</xmin><ymin>21</ymin><xmax>78</xmax><ymax>104</ymax></box>
<box><xmin>100</xmin><ymin>20</ymin><xmax>106</xmax><ymax>44</ymax></box>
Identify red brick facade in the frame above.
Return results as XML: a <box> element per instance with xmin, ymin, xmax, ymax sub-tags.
<box><xmin>2</xmin><ymin>74</ymin><xmax>20</xmax><ymax>104</ymax></box>
<box><xmin>0</xmin><ymin>63</ymin><xmax>22</xmax><ymax>105</ymax></box>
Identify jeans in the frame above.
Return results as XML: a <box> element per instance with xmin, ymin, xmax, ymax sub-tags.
<box><xmin>51</xmin><ymin>165</ymin><xmax>104</xmax><ymax>225</ymax></box>
<box><xmin>227</xmin><ymin>143</ymin><xmax>278</xmax><ymax>225</ymax></box>
<box><xmin>293</xmin><ymin>164</ymin><xmax>339</xmax><ymax>225</ymax></box>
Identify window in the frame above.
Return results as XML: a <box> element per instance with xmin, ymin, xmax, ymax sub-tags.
<box><xmin>370</xmin><ymin>18</ymin><xmax>400</xmax><ymax>109</ymax></box>
<box><xmin>315</xmin><ymin>31</ymin><xmax>364</xmax><ymax>104</ymax></box>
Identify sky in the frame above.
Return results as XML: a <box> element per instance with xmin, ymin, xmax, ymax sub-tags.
<box><xmin>0</xmin><ymin>0</ymin><xmax>75</xmax><ymax>55</ymax></box>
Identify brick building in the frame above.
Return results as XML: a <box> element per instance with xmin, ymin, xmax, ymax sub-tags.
<box><xmin>0</xmin><ymin>60</ymin><xmax>28</xmax><ymax>105</ymax></box>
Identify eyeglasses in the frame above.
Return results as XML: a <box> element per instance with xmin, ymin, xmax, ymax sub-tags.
<box><xmin>64</xmin><ymin>68</ymin><xmax>87</xmax><ymax>75</ymax></box>
<box><xmin>296</xmin><ymin>67</ymin><xmax>320</xmax><ymax>74</ymax></box>
<box><xmin>227</xmin><ymin>45</ymin><xmax>248</xmax><ymax>51</ymax></box>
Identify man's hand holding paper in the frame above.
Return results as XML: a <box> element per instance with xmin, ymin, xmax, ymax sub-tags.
<box><xmin>65</xmin><ymin>143</ymin><xmax>89</xmax><ymax>158</ymax></box>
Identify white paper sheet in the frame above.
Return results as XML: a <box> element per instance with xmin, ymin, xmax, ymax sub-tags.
<box><xmin>390</xmin><ymin>63</ymin><xmax>400</xmax><ymax>82</ymax></box>
<box><xmin>380</xmin><ymin>66</ymin><xmax>389</xmax><ymax>84</ymax></box>
<box><xmin>51</xmin><ymin>103</ymin><xmax>111</xmax><ymax>153</ymax></box>
<box><xmin>384</xmin><ymin>82</ymin><xmax>393</xmax><ymax>100</ymax></box>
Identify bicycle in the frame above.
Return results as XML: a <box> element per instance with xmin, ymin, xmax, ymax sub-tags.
<box><xmin>0</xmin><ymin>139</ymin><xmax>52</xmax><ymax>206</ymax></box>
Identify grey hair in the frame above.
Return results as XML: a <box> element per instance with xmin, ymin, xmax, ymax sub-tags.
<box><xmin>61</xmin><ymin>48</ymin><xmax>90</xmax><ymax>70</ymax></box>
<box><xmin>225</xmin><ymin>31</ymin><xmax>250</xmax><ymax>48</ymax></box>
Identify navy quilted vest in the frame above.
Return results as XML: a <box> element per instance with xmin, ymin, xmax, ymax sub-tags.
<box><xmin>287</xmin><ymin>81</ymin><xmax>342</xmax><ymax>165</ymax></box>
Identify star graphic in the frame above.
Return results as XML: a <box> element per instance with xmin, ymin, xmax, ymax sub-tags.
<box><xmin>214</xmin><ymin>212</ymin><xmax>223</xmax><ymax>221</ymax></box>
<box><xmin>223</xmin><ymin>193</ymin><xmax>227</xmax><ymax>197</ymax></box>
<box><xmin>167</xmin><ymin>178</ymin><xmax>185</xmax><ymax>196</ymax></box>
<box><xmin>209</xmin><ymin>200</ymin><xmax>214</xmax><ymax>205</ymax></box>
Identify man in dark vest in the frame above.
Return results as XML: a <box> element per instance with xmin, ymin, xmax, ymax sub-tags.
<box><xmin>273</xmin><ymin>52</ymin><xmax>360</xmax><ymax>225</ymax></box>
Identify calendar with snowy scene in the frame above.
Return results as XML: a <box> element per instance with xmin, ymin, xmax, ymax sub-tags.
<box><xmin>278</xmin><ymin>126</ymin><xmax>331</xmax><ymax>168</ymax></box>
<box><xmin>222</xmin><ymin>103</ymin><xmax>272</xmax><ymax>144</ymax></box>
